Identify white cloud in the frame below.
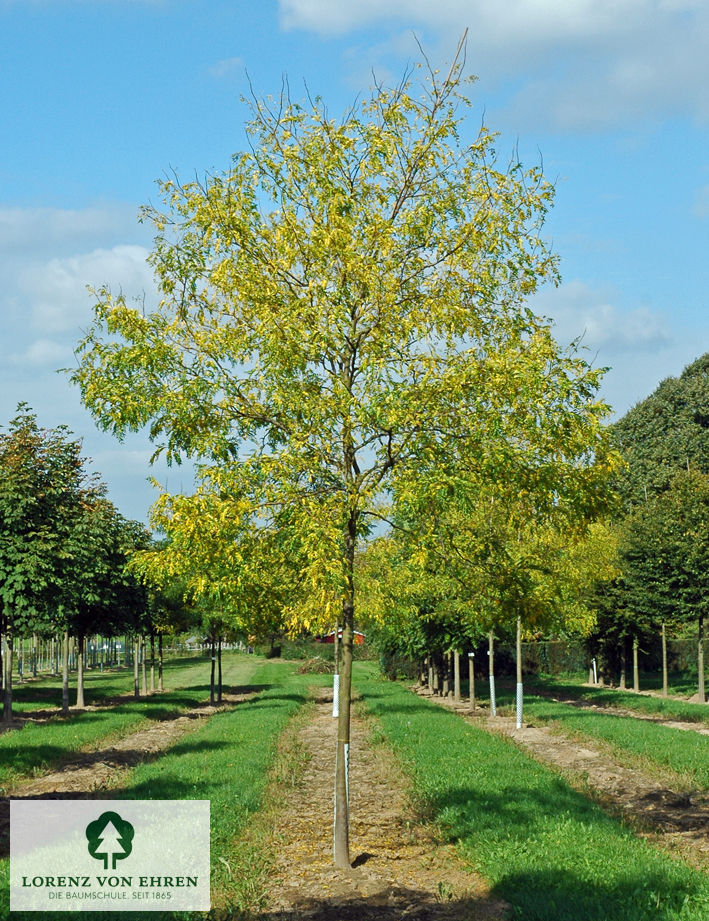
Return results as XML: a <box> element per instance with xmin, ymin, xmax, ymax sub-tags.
<box><xmin>534</xmin><ymin>279</ymin><xmax>672</xmax><ymax>354</ymax></box>
<box><xmin>278</xmin><ymin>0</ymin><xmax>709</xmax><ymax>129</ymax></box>
<box><xmin>19</xmin><ymin>244</ymin><xmax>154</xmax><ymax>334</ymax></box>
<box><xmin>10</xmin><ymin>338</ymin><xmax>73</xmax><ymax>367</ymax></box>
<box><xmin>0</xmin><ymin>204</ymin><xmax>143</xmax><ymax>253</ymax></box>
<box><xmin>209</xmin><ymin>56</ymin><xmax>244</xmax><ymax>79</ymax></box>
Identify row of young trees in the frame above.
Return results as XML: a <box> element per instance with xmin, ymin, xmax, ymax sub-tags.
<box><xmin>0</xmin><ymin>405</ymin><xmax>164</xmax><ymax>722</ymax></box>
<box><xmin>68</xmin><ymin>45</ymin><xmax>619</xmax><ymax>867</ymax></box>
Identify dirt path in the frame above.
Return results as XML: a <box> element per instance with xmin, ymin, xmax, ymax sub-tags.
<box><xmin>419</xmin><ymin>690</ymin><xmax>709</xmax><ymax>867</ymax></box>
<box><xmin>0</xmin><ymin>689</ymin><xmax>254</xmax><ymax>860</ymax></box>
<box><xmin>526</xmin><ymin>685</ymin><xmax>709</xmax><ymax>736</ymax></box>
<box><xmin>257</xmin><ymin>690</ymin><xmax>506</xmax><ymax>921</ymax></box>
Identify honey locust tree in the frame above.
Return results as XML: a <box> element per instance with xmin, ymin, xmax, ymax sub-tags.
<box><xmin>71</xmin><ymin>46</ymin><xmax>608</xmax><ymax>866</ymax></box>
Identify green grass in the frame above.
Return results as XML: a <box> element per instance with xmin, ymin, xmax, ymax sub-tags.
<box><xmin>0</xmin><ymin>653</ymin><xmax>261</xmax><ymax>791</ymax></box>
<box><xmin>7</xmin><ymin>654</ymin><xmax>228</xmax><ymax>712</ymax></box>
<box><xmin>1</xmin><ymin>659</ymin><xmax>316</xmax><ymax>921</ymax></box>
<box><xmin>357</xmin><ymin>667</ymin><xmax>709</xmax><ymax>921</ymax></box>
<box><xmin>524</xmin><ymin>675</ymin><xmax>709</xmax><ymax>725</ymax></box>
<box><xmin>493</xmin><ymin>687</ymin><xmax>709</xmax><ymax>791</ymax></box>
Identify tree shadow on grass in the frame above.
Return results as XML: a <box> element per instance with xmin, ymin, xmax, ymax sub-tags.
<box><xmin>423</xmin><ymin>781</ymin><xmax>709</xmax><ymax>921</ymax></box>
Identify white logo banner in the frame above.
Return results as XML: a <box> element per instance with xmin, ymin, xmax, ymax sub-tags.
<box><xmin>10</xmin><ymin>800</ymin><xmax>210</xmax><ymax>912</ymax></box>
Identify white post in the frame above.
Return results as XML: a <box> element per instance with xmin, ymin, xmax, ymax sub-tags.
<box><xmin>332</xmin><ymin>673</ymin><xmax>340</xmax><ymax>718</ymax></box>
<box><xmin>488</xmin><ymin>632</ymin><xmax>496</xmax><ymax>718</ymax></box>
<box><xmin>516</xmin><ymin>616</ymin><xmax>523</xmax><ymax>730</ymax></box>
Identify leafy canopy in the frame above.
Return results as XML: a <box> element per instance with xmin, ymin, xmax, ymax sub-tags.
<box><xmin>72</xmin><ymin>53</ymin><xmax>612</xmax><ymax>630</ymax></box>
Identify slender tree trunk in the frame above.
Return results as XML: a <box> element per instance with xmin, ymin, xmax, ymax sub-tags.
<box><xmin>453</xmin><ymin>650</ymin><xmax>461</xmax><ymax>701</ymax></box>
<box><xmin>32</xmin><ymin>633</ymin><xmax>38</xmax><ymax>678</ymax></box>
<box><xmin>76</xmin><ymin>634</ymin><xmax>85</xmax><ymax>708</ymax></box>
<box><xmin>158</xmin><ymin>633</ymin><xmax>164</xmax><ymax>692</ymax></box>
<box><xmin>442</xmin><ymin>651</ymin><xmax>451</xmax><ymax>697</ymax></box>
<box><xmin>150</xmin><ymin>633</ymin><xmax>155</xmax><ymax>694</ymax></box>
<box><xmin>468</xmin><ymin>652</ymin><xmax>476</xmax><ymax>713</ymax></box>
<box><xmin>334</xmin><ymin>509</ymin><xmax>356</xmax><ymax>869</ymax></box>
<box><xmin>141</xmin><ymin>636</ymin><xmax>147</xmax><ymax>696</ymax></box>
<box><xmin>210</xmin><ymin>635</ymin><xmax>216</xmax><ymax>706</ymax></box>
<box><xmin>698</xmin><ymin>614</ymin><xmax>705</xmax><ymax>705</ymax></box>
<box><xmin>619</xmin><ymin>638</ymin><xmax>627</xmax><ymax>689</ymax></box>
<box><xmin>516</xmin><ymin>616</ymin><xmax>523</xmax><ymax>729</ymax></box>
<box><xmin>427</xmin><ymin>656</ymin><xmax>433</xmax><ymax>693</ymax></box>
<box><xmin>488</xmin><ymin>632</ymin><xmax>496</xmax><ymax>717</ymax></box>
<box><xmin>17</xmin><ymin>636</ymin><xmax>23</xmax><ymax>684</ymax></box>
<box><xmin>133</xmin><ymin>637</ymin><xmax>140</xmax><ymax>698</ymax></box>
<box><xmin>632</xmin><ymin>636</ymin><xmax>640</xmax><ymax>693</ymax></box>
<box><xmin>661</xmin><ymin>622</ymin><xmax>668</xmax><ymax>698</ymax></box>
<box><xmin>217</xmin><ymin>637</ymin><xmax>222</xmax><ymax>703</ymax></box>
<box><xmin>62</xmin><ymin>631</ymin><xmax>70</xmax><ymax>714</ymax></box>
<box><xmin>2</xmin><ymin>632</ymin><xmax>13</xmax><ymax>724</ymax></box>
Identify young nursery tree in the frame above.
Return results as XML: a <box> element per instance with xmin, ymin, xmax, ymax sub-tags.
<box><xmin>0</xmin><ymin>406</ymin><xmax>91</xmax><ymax>722</ymax></box>
<box><xmin>71</xmin><ymin>42</ymin><xmax>612</xmax><ymax>865</ymax></box>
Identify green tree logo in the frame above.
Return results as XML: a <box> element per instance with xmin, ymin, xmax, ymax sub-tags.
<box><xmin>86</xmin><ymin>811</ymin><xmax>134</xmax><ymax>870</ymax></box>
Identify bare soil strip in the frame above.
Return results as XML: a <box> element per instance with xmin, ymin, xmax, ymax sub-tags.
<box><xmin>527</xmin><ymin>685</ymin><xmax>709</xmax><ymax>736</ymax></box>
<box><xmin>0</xmin><ymin>690</ymin><xmax>254</xmax><ymax>859</ymax></box>
<box><xmin>256</xmin><ymin>690</ymin><xmax>506</xmax><ymax>921</ymax></box>
<box><xmin>418</xmin><ymin>689</ymin><xmax>709</xmax><ymax>868</ymax></box>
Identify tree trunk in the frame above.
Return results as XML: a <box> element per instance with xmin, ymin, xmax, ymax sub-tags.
<box><xmin>133</xmin><ymin>638</ymin><xmax>140</xmax><ymax>698</ymax></box>
<box><xmin>150</xmin><ymin>633</ymin><xmax>155</xmax><ymax>693</ymax></box>
<box><xmin>632</xmin><ymin>636</ymin><xmax>640</xmax><ymax>693</ymax></box>
<box><xmin>453</xmin><ymin>650</ymin><xmax>461</xmax><ymax>701</ymax></box>
<box><xmin>661</xmin><ymin>622</ymin><xmax>668</xmax><ymax>698</ymax></box>
<box><xmin>141</xmin><ymin>636</ymin><xmax>147</xmax><ymax>696</ymax></box>
<box><xmin>516</xmin><ymin>616</ymin><xmax>523</xmax><ymax>729</ymax></box>
<box><xmin>217</xmin><ymin>637</ymin><xmax>222</xmax><ymax>703</ymax></box>
<box><xmin>158</xmin><ymin>633</ymin><xmax>164</xmax><ymax>692</ymax></box>
<box><xmin>488</xmin><ymin>632</ymin><xmax>496</xmax><ymax>717</ymax></box>
<box><xmin>334</xmin><ymin>510</ymin><xmax>356</xmax><ymax>869</ymax></box>
<box><xmin>62</xmin><ymin>631</ymin><xmax>70</xmax><ymax>714</ymax></box>
<box><xmin>210</xmin><ymin>635</ymin><xmax>216</xmax><ymax>706</ymax></box>
<box><xmin>468</xmin><ymin>652</ymin><xmax>476</xmax><ymax>713</ymax></box>
<box><xmin>442</xmin><ymin>651</ymin><xmax>451</xmax><ymax>697</ymax></box>
<box><xmin>76</xmin><ymin>634</ymin><xmax>85</xmax><ymax>708</ymax></box>
<box><xmin>698</xmin><ymin>614</ymin><xmax>705</xmax><ymax>705</ymax></box>
<box><xmin>32</xmin><ymin>633</ymin><xmax>38</xmax><ymax>678</ymax></box>
<box><xmin>619</xmin><ymin>638</ymin><xmax>627</xmax><ymax>689</ymax></box>
<box><xmin>2</xmin><ymin>632</ymin><xmax>13</xmax><ymax>724</ymax></box>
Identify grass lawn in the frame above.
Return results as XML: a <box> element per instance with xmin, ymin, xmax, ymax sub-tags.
<box><xmin>1</xmin><ymin>659</ymin><xmax>317</xmax><ymax>921</ymax></box>
<box><xmin>357</xmin><ymin>666</ymin><xmax>709</xmax><ymax>921</ymax></box>
<box><xmin>489</xmin><ymin>687</ymin><xmax>709</xmax><ymax>791</ymax></box>
<box><xmin>0</xmin><ymin>653</ymin><xmax>261</xmax><ymax>791</ymax></box>
<box><xmin>524</xmin><ymin>675</ymin><xmax>709</xmax><ymax>725</ymax></box>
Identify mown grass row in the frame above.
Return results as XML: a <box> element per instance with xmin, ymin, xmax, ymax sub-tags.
<box><xmin>358</xmin><ymin>669</ymin><xmax>709</xmax><ymax>921</ymax></box>
<box><xmin>0</xmin><ymin>653</ymin><xmax>260</xmax><ymax>792</ymax></box>
<box><xmin>8</xmin><ymin>654</ymin><xmax>230</xmax><ymax>713</ymax></box>
<box><xmin>1</xmin><ymin>659</ymin><xmax>317</xmax><ymax>921</ymax></box>
<box><xmin>495</xmin><ymin>688</ymin><xmax>709</xmax><ymax>791</ymax></box>
<box><xmin>526</xmin><ymin>675</ymin><xmax>709</xmax><ymax>725</ymax></box>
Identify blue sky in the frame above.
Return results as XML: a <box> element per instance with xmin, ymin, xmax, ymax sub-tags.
<box><xmin>2</xmin><ymin>0</ymin><xmax>708</xmax><ymax>523</ymax></box>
